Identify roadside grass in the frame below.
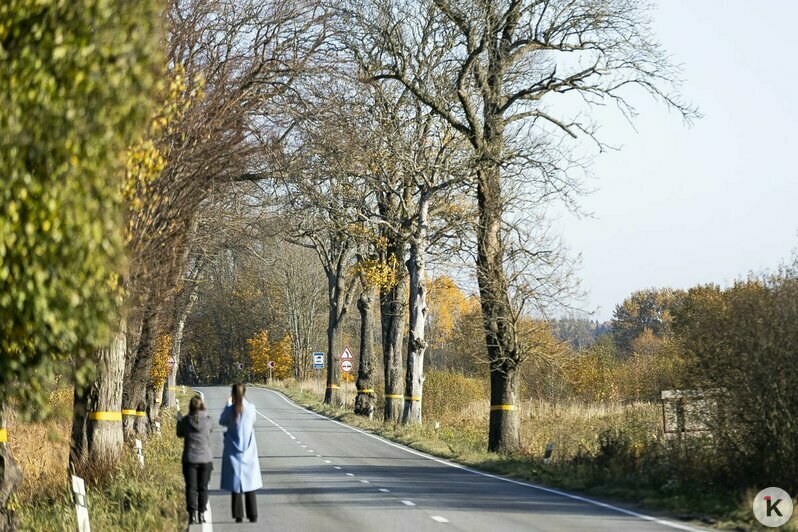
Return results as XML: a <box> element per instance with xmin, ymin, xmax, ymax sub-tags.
<box><xmin>268</xmin><ymin>377</ymin><xmax>796</xmax><ymax>531</ymax></box>
<box><xmin>8</xmin><ymin>385</ymin><xmax>193</xmax><ymax>531</ymax></box>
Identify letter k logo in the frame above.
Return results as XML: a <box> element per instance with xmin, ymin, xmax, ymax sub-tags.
<box><xmin>754</xmin><ymin>488</ymin><xmax>792</xmax><ymax>527</ymax></box>
<box><xmin>765</xmin><ymin>496</ymin><xmax>783</xmax><ymax>517</ymax></box>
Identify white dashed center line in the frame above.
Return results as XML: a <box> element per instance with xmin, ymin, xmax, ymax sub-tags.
<box><xmin>430</xmin><ymin>516</ymin><xmax>449</xmax><ymax>523</ymax></box>
<box><xmin>378</xmin><ymin>488</ymin><xmax>390</xmax><ymax>493</ymax></box>
<box><xmin>401</xmin><ymin>500</ymin><xmax>416</xmax><ymax>506</ymax></box>
<box><xmin>345</xmin><ymin>473</ymin><xmax>355</xmax><ymax>477</ymax></box>
<box><xmin>334</xmin><ymin>466</ymin><xmax>342</xmax><ymax>470</ymax></box>
<box><xmin>324</xmin><ymin>460</ymin><xmax>331</xmax><ymax>464</ymax></box>
<box><xmin>359</xmin><ymin>480</ymin><xmax>370</xmax><ymax>484</ymax></box>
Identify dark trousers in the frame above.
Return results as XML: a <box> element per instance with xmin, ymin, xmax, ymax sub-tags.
<box><xmin>232</xmin><ymin>491</ymin><xmax>258</xmax><ymax>521</ymax></box>
<box><xmin>182</xmin><ymin>462</ymin><xmax>212</xmax><ymax>512</ymax></box>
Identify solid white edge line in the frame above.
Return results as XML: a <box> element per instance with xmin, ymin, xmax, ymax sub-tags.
<box><xmin>201</xmin><ymin>502</ymin><xmax>213</xmax><ymax>532</ymax></box>
<box><xmin>263</xmin><ymin>388</ymin><xmax>704</xmax><ymax>532</ymax></box>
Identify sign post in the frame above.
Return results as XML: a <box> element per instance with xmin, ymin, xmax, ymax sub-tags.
<box><xmin>340</xmin><ymin>347</ymin><xmax>354</xmax><ymax>408</ymax></box>
<box><xmin>267</xmin><ymin>360</ymin><xmax>275</xmax><ymax>383</ymax></box>
<box><xmin>312</xmin><ymin>352</ymin><xmax>325</xmax><ymax>398</ymax></box>
<box><xmin>72</xmin><ymin>475</ymin><xmax>91</xmax><ymax>532</ymax></box>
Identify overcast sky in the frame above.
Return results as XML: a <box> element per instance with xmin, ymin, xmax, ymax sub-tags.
<box><xmin>554</xmin><ymin>0</ymin><xmax>798</xmax><ymax>321</ymax></box>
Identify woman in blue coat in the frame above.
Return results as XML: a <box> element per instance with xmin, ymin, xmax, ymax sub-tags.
<box><xmin>219</xmin><ymin>383</ymin><xmax>262</xmax><ymax>523</ymax></box>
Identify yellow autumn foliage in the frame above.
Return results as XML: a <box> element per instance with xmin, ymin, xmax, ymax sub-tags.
<box><xmin>150</xmin><ymin>334</ymin><xmax>172</xmax><ymax>387</ymax></box>
<box><xmin>428</xmin><ymin>276</ymin><xmax>474</xmax><ymax>347</ymax></box>
<box><xmin>247</xmin><ymin>329</ymin><xmax>294</xmax><ymax>380</ymax></box>
<box><xmin>355</xmin><ymin>254</ymin><xmax>400</xmax><ymax>290</ymax></box>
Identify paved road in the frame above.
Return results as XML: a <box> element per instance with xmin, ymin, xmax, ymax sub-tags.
<box><xmin>189</xmin><ymin>386</ymin><xmax>702</xmax><ymax>532</ymax></box>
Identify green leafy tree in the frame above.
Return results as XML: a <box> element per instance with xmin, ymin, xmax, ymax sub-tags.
<box><xmin>611</xmin><ymin>288</ymin><xmax>685</xmax><ymax>355</ymax></box>
<box><xmin>0</xmin><ymin>0</ymin><xmax>160</xmax><ymax>524</ymax></box>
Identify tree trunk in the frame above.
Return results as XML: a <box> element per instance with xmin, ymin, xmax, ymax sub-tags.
<box><xmin>70</xmin><ymin>318</ymin><xmax>127</xmax><ymax>473</ymax></box>
<box><xmin>146</xmin><ymin>384</ymin><xmax>160</xmax><ymax>431</ymax></box>
<box><xmin>123</xmin><ymin>307</ymin><xmax>156</xmax><ymax>439</ymax></box>
<box><xmin>0</xmin><ymin>401</ymin><xmax>21</xmax><ymax>532</ymax></box>
<box><xmin>354</xmin><ymin>284</ymin><xmax>377</xmax><ymax>417</ymax></box>
<box><xmin>476</xmin><ymin>153</ymin><xmax>521</xmax><ymax>453</ymax></box>
<box><xmin>324</xmin><ymin>272</ymin><xmax>346</xmax><ymax>406</ymax></box>
<box><xmin>403</xmin><ymin>195</ymin><xmax>429</xmax><ymax>425</ymax></box>
<box><xmin>488</xmin><ymin>363</ymin><xmax>520</xmax><ymax>453</ymax></box>
<box><xmin>380</xmin><ymin>235</ymin><xmax>407</xmax><ymax>423</ymax></box>
<box><xmin>162</xmin><ymin>274</ymin><xmax>200</xmax><ymax>408</ymax></box>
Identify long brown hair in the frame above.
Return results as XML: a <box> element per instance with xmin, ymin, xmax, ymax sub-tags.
<box><xmin>231</xmin><ymin>383</ymin><xmax>246</xmax><ymax>421</ymax></box>
<box><xmin>189</xmin><ymin>395</ymin><xmax>205</xmax><ymax>423</ymax></box>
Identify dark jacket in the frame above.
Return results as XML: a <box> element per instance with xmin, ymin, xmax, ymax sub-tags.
<box><xmin>176</xmin><ymin>413</ymin><xmax>213</xmax><ymax>464</ymax></box>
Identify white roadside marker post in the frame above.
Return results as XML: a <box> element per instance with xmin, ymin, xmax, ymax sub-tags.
<box><xmin>154</xmin><ymin>421</ymin><xmax>161</xmax><ymax>435</ymax></box>
<box><xmin>544</xmin><ymin>442</ymin><xmax>555</xmax><ymax>464</ymax></box>
<box><xmin>135</xmin><ymin>439</ymin><xmax>144</xmax><ymax>467</ymax></box>
<box><xmin>71</xmin><ymin>475</ymin><xmax>91</xmax><ymax>532</ymax></box>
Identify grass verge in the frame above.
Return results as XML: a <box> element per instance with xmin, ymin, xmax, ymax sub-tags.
<box><xmin>9</xmin><ymin>386</ymin><xmax>194</xmax><ymax>531</ymax></box>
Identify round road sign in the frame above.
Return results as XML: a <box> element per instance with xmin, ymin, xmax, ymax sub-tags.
<box><xmin>340</xmin><ymin>360</ymin><xmax>354</xmax><ymax>373</ymax></box>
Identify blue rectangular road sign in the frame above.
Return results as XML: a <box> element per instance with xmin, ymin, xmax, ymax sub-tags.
<box><xmin>313</xmin><ymin>352</ymin><xmax>325</xmax><ymax>369</ymax></box>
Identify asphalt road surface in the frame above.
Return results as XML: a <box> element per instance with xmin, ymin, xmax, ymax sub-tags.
<box><xmin>190</xmin><ymin>385</ymin><xmax>703</xmax><ymax>532</ymax></box>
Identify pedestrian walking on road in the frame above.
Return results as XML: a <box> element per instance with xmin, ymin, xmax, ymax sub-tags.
<box><xmin>177</xmin><ymin>395</ymin><xmax>213</xmax><ymax>525</ymax></box>
<box><xmin>220</xmin><ymin>383</ymin><xmax>261</xmax><ymax>523</ymax></box>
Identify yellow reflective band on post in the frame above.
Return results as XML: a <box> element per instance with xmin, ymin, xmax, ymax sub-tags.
<box><xmin>490</xmin><ymin>404</ymin><xmax>515</xmax><ymax>411</ymax></box>
<box><xmin>89</xmin><ymin>411</ymin><xmax>123</xmax><ymax>421</ymax></box>
<box><xmin>327</xmin><ymin>385</ymin><xmax>341</xmax><ymax>389</ymax></box>
<box><xmin>357</xmin><ymin>389</ymin><xmax>375</xmax><ymax>393</ymax></box>
<box><xmin>135</xmin><ymin>411</ymin><xmax>146</xmax><ymax>417</ymax></box>
<box><xmin>122</xmin><ymin>409</ymin><xmax>137</xmax><ymax>416</ymax></box>
<box><xmin>168</xmin><ymin>386</ymin><xmax>179</xmax><ymax>390</ymax></box>
<box><xmin>0</xmin><ymin>429</ymin><xmax>7</xmax><ymax>443</ymax></box>
<box><xmin>404</xmin><ymin>396</ymin><xmax>421</xmax><ymax>401</ymax></box>
<box><xmin>384</xmin><ymin>394</ymin><xmax>404</xmax><ymax>399</ymax></box>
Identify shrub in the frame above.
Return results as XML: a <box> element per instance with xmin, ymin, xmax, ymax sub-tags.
<box><xmin>423</xmin><ymin>370</ymin><xmax>487</xmax><ymax>420</ymax></box>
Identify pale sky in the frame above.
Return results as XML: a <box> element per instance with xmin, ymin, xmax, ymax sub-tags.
<box><xmin>556</xmin><ymin>0</ymin><xmax>798</xmax><ymax>321</ymax></box>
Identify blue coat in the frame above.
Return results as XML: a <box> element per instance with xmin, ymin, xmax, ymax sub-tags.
<box><xmin>219</xmin><ymin>398</ymin><xmax>262</xmax><ymax>493</ymax></box>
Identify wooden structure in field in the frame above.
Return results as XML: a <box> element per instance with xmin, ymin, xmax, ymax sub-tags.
<box><xmin>660</xmin><ymin>389</ymin><xmax>719</xmax><ymax>438</ymax></box>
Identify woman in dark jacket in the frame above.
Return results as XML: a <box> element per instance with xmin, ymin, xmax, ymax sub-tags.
<box><xmin>177</xmin><ymin>395</ymin><xmax>213</xmax><ymax>524</ymax></box>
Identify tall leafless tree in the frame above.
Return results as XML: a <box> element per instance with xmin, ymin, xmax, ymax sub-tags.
<box><xmin>346</xmin><ymin>0</ymin><xmax>696</xmax><ymax>451</ymax></box>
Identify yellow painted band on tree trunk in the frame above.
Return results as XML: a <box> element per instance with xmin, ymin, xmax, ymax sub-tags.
<box><xmin>404</xmin><ymin>396</ymin><xmax>421</xmax><ymax>401</ymax></box>
<box><xmin>89</xmin><ymin>411</ymin><xmax>123</xmax><ymax>421</ymax></box>
<box><xmin>135</xmin><ymin>411</ymin><xmax>146</xmax><ymax>417</ymax></box>
<box><xmin>384</xmin><ymin>394</ymin><xmax>404</xmax><ymax>399</ymax></box>
<box><xmin>357</xmin><ymin>389</ymin><xmax>375</xmax><ymax>393</ymax></box>
<box><xmin>327</xmin><ymin>385</ymin><xmax>341</xmax><ymax>389</ymax></box>
<box><xmin>0</xmin><ymin>429</ymin><xmax>7</xmax><ymax>443</ymax></box>
<box><xmin>490</xmin><ymin>404</ymin><xmax>515</xmax><ymax>411</ymax></box>
<box><xmin>122</xmin><ymin>409</ymin><xmax>137</xmax><ymax>416</ymax></box>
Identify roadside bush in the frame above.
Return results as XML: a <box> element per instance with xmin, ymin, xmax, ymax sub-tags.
<box><xmin>564</xmin><ymin>334</ymin><xmax>688</xmax><ymax>403</ymax></box>
<box><xmin>422</xmin><ymin>370</ymin><xmax>487</xmax><ymax>420</ymax></box>
<box><xmin>674</xmin><ymin>265</ymin><xmax>798</xmax><ymax>491</ymax></box>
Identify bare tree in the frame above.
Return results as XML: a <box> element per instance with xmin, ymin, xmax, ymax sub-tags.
<box><xmin>347</xmin><ymin>0</ymin><xmax>696</xmax><ymax>451</ymax></box>
<box><xmin>118</xmin><ymin>0</ymin><xmax>328</xmax><ymax>436</ymax></box>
